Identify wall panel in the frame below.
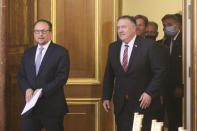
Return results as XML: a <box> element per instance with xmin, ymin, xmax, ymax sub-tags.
<box><xmin>56</xmin><ymin>0</ymin><xmax>96</xmax><ymax>79</ymax></box>
<box><xmin>6</xmin><ymin>0</ymin><xmax>34</xmax><ymax>131</ymax></box>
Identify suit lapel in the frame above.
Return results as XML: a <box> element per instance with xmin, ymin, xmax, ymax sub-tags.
<box><xmin>171</xmin><ymin>32</ymin><xmax>182</xmax><ymax>54</ymax></box>
<box><xmin>116</xmin><ymin>41</ymin><xmax>123</xmax><ymax>69</ymax></box>
<box><xmin>30</xmin><ymin>46</ymin><xmax>37</xmax><ymax>79</ymax></box>
<box><xmin>127</xmin><ymin>36</ymin><xmax>141</xmax><ymax>72</ymax></box>
<box><xmin>36</xmin><ymin>42</ymin><xmax>54</xmax><ymax>77</ymax></box>
<box><xmin>173</xmin><ymin>32</ymin><xmax>182</xmax><ymax>46</ymax></box>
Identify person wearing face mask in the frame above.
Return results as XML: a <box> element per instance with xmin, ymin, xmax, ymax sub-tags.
<box><xmin>161</xmin><ymin>14</ymin><xmax>183</xmax><ymax>131</ymax></box>
<box><xmin>145</xmin><ymin>21</ymin><xmax>159</xmax><ymax>41</ymax></box>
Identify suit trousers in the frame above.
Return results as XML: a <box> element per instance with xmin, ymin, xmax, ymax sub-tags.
<box><xmin>115</xmin><ymin>99</ymin><xmax>160</xmax><ymax>131</ymax></box>
<box><xmin>115</xmin><ymin>100</ymin><xmax>133</xmax><ymax>131</ymax></box>
<box><xmin>166</xmin><ymin>96</ymin><xmax>182</xmax><ymax>131</ymax></box>
<box><xmin>22</xmin><ymin>106</ymin><xmax>64</xmax><ymax>131</ymax></box>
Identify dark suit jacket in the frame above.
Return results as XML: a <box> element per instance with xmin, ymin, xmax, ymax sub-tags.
<box><xmin>156</xmin><ymin>41</ymin><xmax>170</xmax><ymax>96</ymax></box>
<box><xmin>163</xmin><ymin>33</ymin><xmax>183</xmax><ymax>96</ymax></box>
<box><xmin>102</xmin><ymin>36</ymin><xmax>167</xmax><ymax>114</ymax></box>
<box><xmin>18</xmin><ymin>41</ymin><xmax>70</xmax><ymax>118</ymax></box>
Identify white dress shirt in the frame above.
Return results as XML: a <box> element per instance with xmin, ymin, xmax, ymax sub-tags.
<box><xmin>35</xmin><ymin>40</ymin><xmax>51</xmax><ymax>63</ymax></box>
<box><xmin>120</xmin><ymin>35</ymin><xmax>136</xmax><ymax>65</ymax></box>
<box><xmin>170</xmin><ymin>31</ymin><xmax>180</xmax><ymax>54</ymax></box>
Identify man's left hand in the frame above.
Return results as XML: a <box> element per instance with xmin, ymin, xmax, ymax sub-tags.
<box><xmin>33</xmin><ymin>89</ymin><xmax>43</xmax><ymax>97</ymax></box>
<box><xmin>139</xmin><ymin>92</ymin><xmax>152</xmax><ymax>109</ymax></box>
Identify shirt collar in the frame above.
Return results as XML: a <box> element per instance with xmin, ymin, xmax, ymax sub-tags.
<box><xmin>122</xmin><ymin>35</ymin><xmax>137</xmax><ymax>47</ymax></box>
<box><xmin>173</xmin><ymin>31</ymin><xmax>180</xmax><ymax>41</ymax></box>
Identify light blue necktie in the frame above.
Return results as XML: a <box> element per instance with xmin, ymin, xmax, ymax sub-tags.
<box><xmin>35</xmin><ymin>47</ymin><xmax>44</xmax><ymax>75</ymax></box>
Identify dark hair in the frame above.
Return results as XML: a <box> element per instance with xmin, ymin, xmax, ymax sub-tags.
<box><xmin>118</xmin><ymin>15</ymin><xmax>136</xmax><ymax>25</ymax></box>
<box><xmin>34</xmin><ymin>19</ymin><xmax>52</xmax><ymax>31</ymax></box>
<box><xmin>135</xmin><ymin>15</ymin><xmax>149</xmax><ymax>26</ymax></box>
<box><xmin>147</xmin><ymin>21</ymin><xmax>158</xmax><ymax>31</ymax></box>
<box><xmin>161</xmin><ymin>14</ymin><xmax>179</xmax><ymax>24</ymax></box>
<box><xmin>174</xmin><ymin>13</ymin><xmax>182</xmax><ymax>26</ymax></box>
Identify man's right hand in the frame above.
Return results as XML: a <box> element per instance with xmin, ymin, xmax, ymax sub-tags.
<box><xmin>103</xmin><ymin>100</ymin><xmax>111</xmax><ymax>112</ymax></box>
<box><xmin>25</xmin><ymin>88</ymin><xmax>34</xmax><ymax>102</ymax></box>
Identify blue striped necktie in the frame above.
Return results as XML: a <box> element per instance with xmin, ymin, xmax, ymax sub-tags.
<box><xmin>35</xmin><ymin>47</ymin><xmax>44</xmax><ymax>75</ymax></box>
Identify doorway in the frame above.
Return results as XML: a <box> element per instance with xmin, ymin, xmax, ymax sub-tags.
<box><xmin>118</xmin><ymin>0</ymin><xmax>190</xmax><ymax>130</ymax></box>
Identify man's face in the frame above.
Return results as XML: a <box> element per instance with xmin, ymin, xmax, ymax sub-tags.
<box><xmin>136</xmin><ymin>18</ymin><xmax>146</xmax><ymax>37</ymax></box>
<box><xmin>117</xmin><ymin>18</ymin><xmax>136</xmax><ymax>44</ymax></box>
<box><xmin>162</xmin><ymin>18</ymin><xmax>179</xmax><ymax>34</ymax></box>
<box><xmin>34</xmin><ymin>22</ymin><xmax>52</xmax><ymax>45</ymax></box>
<box><xmin>145</xmin><ymin>24</ymin><xmax>158</xmax><ymax>38</ymax></box>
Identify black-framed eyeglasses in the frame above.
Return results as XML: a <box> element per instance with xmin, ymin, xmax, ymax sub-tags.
<box><xmin>34</xmin><ymin>30</ymin><xmax>51</xmax><ymax>34</ymax></box>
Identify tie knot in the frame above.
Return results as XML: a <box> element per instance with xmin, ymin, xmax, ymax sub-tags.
<box><xmin>125</xmin><ymin>44</ymin><xmax>129</xmax><ymax>48</ymax></box>
<box><xmin>39</xmin><ymin>47</ymin><xmax>44</xmax><ymax>52</ymax></box>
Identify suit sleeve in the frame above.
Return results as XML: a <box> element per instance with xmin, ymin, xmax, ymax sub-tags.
<box><xmin>175</xmin><ymin>43</ymin><xmax>183</xmax><ymax>88</ymax></box>
<box><xmin>17</xmin><ymin>52</ymin><xmax>33</xmax><ymax>96</ymax></box>
<box><xmin>42</xmin><ymin>49</ymin><xmax>70</xmax><ymax>97</ymax></box>
<box><xmin>102</xmin><ymin>45</ymin><xmax>115</xmax><ymax>101</ymax></box>
<box><xmin>145</xmin><ymin>44</ymin><xmax>168</xmax><ymax>99</ymax></box>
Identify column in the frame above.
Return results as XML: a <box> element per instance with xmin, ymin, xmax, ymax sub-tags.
<box><xmin>0</xmin><ymin>0</ymin><xmax>7</xmax><ymax>130</ymax></box>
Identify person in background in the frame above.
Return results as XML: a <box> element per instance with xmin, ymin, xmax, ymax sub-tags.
<box><xmin>135</xmin><ymin>15</ymin><xmax>149</xmax><ymax>37</ymax></box>
<box><xmin>145</xmin><ymin>21</ymin><xmax>159</xmax><ymax>41</ymax></box>
<box><xmin>145</xmin><ymin>21</ymin><xmax>169</xmax><ymax>124</ymax></box>
<box><xmin>161</xmin><ymin>14</ymin><xmax>183</xmax><ymax>131</ymax></box>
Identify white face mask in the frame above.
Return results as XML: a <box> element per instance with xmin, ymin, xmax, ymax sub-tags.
<box><xmin>164</xmin><ymin>26</ymin><xmax>176</xmax><ymax>36</ymax></box>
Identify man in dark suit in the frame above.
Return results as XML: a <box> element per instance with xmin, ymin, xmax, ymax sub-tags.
<box><xmin>18</xmin><ymin>19</ymin><xmax>70</xmax><ymax>131</ymax></box>
<box><xmin>162</xmin><ymin>14</ymin><xmax>183</xmax><ymax>131</ymax></box>
<box><xmin>102</xmin><ymin>15</ymin><xmax>167</xmax><ymax>131</ymax></box>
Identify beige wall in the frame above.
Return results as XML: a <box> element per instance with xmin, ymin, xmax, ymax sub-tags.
<box><xmin>121</xmin><ymin>0</ymin><xmax>182</xmax><ymax>40</ymax></box>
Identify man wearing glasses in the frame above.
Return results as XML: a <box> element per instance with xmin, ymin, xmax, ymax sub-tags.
<box><xmin>18</xmin><ymin>19</ymin><xmax>70</xmax><ymax>131</ymax></box>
